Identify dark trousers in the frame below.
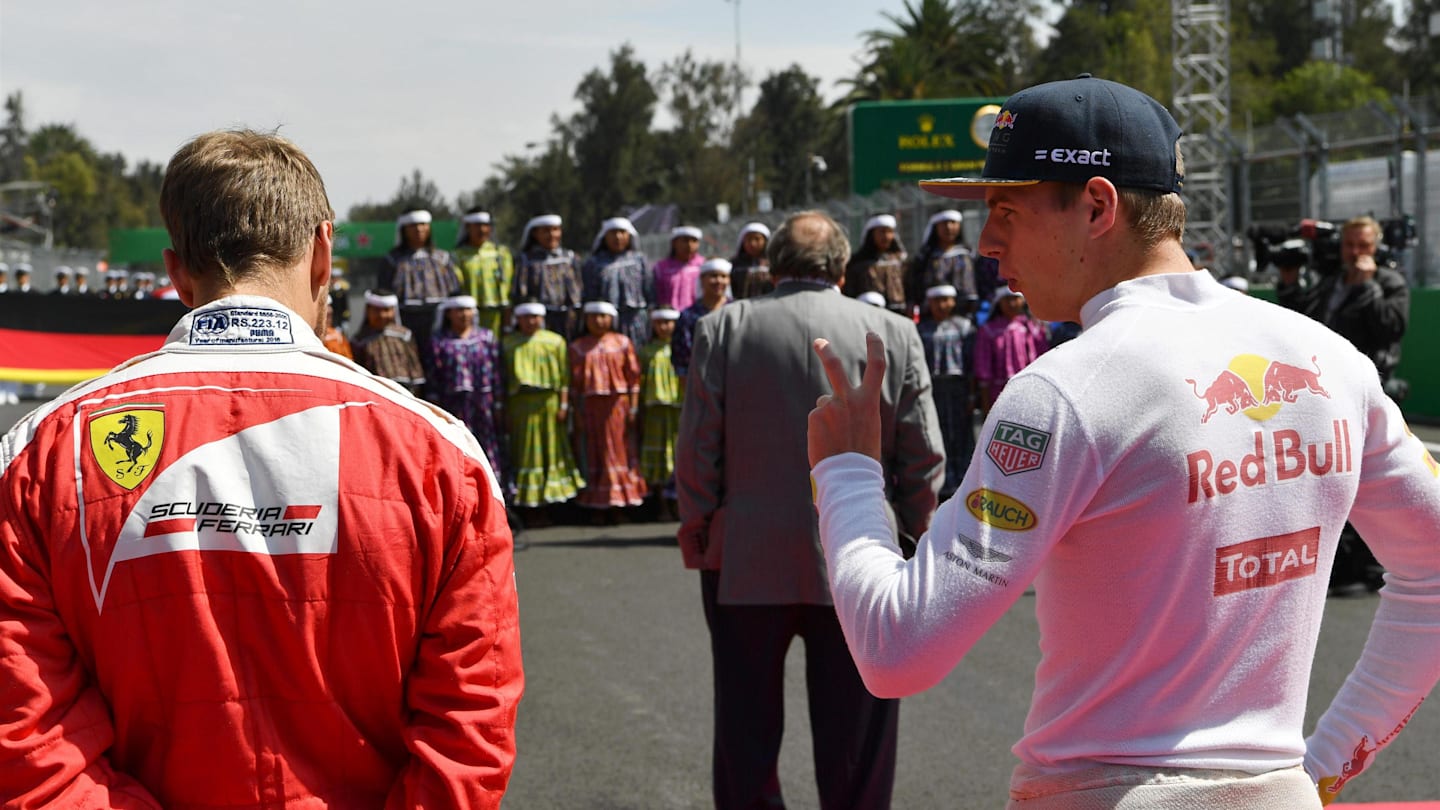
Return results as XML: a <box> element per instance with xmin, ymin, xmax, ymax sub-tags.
<box><xmin>700</xmin><ymin>571</ymin><xmax>898</xmax><ymax>810</ymax></box>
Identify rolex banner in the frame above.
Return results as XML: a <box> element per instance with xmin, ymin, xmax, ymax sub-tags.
<box><xmin>0</xmin><ymin>295</ymin><xmax>187</xmax><ymax>385</ymax></box>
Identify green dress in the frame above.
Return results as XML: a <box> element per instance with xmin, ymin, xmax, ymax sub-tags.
<box><xmin>503</xmin><ymin>329</ymin><xmax>584</xmax><ymax>506</ymax></box>
<box><xmin>638</xmin><ymin>338</ymin><xmax>682</xmax><ymax>485</ymax></box>
<box><xmin>456</xmin><ymin>241</ymin><xmax>516</xmax><ymax>336</ymax></box>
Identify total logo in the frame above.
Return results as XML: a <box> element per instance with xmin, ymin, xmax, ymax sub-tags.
<box><xmin>1185</xmin><ymin>354</ymin><xmax>1330</xmax><ymax>424</ymax></box>
<box><xmin>1212</xmin><ymin>526</ymin><xmax>1319</xmax><ymax>596</ymax></box>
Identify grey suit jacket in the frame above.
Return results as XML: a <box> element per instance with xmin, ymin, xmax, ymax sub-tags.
<box><xmin>676</xmin><ymin>281</ymin><xmax>944</xmax><ymax>605</ymax></box>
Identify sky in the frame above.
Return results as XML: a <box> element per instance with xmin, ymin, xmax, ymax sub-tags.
<box><xmin>0</xmin><ymin>0</ymin><xmax>1064</xmax><ymax>219</ymax></box>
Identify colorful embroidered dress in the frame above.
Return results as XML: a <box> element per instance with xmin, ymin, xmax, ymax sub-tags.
<box><xmin>569</xmin><ymin>331</ymin><xmax>646</xmax><ymax>508</ymax></box>
<box><xmin>638</xmin><ymin>337</ymin><xmax>682</xmax><ymax>485</ymax></box>
<box><xmin>514</xmin><ymin>247</ymin><xmax>582</xmax><ymax>337</ymax></box>
<box><xmin>454</xmin><ymin>242</ymin><xmax>515</xmax><ymax>336</ymax></box>
<box><xmin>653</xmin><ymin>254</ymin><xmax>705</xmax><ymax>311</ymax></box>
<box><xmin>428</xmin><ymin>325</ymin><xmax>505</xmax><ymax>479</ymax></box>
<box><xmin>581</xmin><ymin>249</ymin><xmax>653</xmax><ymax>348</ymax></box>
<box><xmin>351</xmin><ymin>324</ymin><xmax>425</xmax><ymax>393</ymax></box>
<box><xmin>503</xmin><ymin>328</ymin><xmax>584</xmax><ymax>506</ymax></box>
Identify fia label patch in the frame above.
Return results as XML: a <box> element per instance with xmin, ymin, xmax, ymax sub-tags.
<box><xmin>189</xmin><ymin>308</ymin><xmax>295</xmax><ymax>346</ymax></box>
<box><xmin>987</xmin><ymin>421</ymin><xmax>1050</xmax><ymax>476</ymax></box>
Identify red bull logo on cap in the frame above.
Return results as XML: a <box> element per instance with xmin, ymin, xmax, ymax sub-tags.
<box><xmin>1185</xmin><ymin>354</ymin><xmax>1330</xmax><ymax>424</ymax></box>
<box><xmin>996</xmin><ymin>110</ymin><xmax>1018</xmax><ymax>130</ymax></box>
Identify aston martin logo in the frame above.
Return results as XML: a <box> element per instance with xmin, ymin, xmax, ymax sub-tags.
<box><xmin>956</xmin><ymin>533</ymin><xmax>1013</xmax><ymax>563</ymax></box>
<box><xmin>88</xmin><ymin>406</ymin><xmax>165</xmax><ymax>490</ymax></box>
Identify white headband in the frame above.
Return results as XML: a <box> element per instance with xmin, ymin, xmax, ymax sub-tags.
<box><xmin>700</xmin><ymin>258</ymin><xmax>732</xmax><ymax>275</ymax></box>
<box><xmin>525</xmin><ymin>214</ymin><xmax>562</xmax><ymax>235</ymax></box>
<box><xmin>365</xmin><ymin>291</ymin><xmax>400</xmax><ymax>308</ymax></box>
<box><xmin>735</xmin><ymin>221</ymin><xmax>771</xmax><ymax>251</ymax></box>
<box><xmin>925</xmin><ymin>284</ymin><xmax>959</xmax><ymax>299</ymax></box>
<box><xmin>857</xmin><ymin>291</ymin><xmax>887</xmax><ymax>307</ymax></box>
<box><xmin>923</xmin><ymin>209</ymin><xmax>964</xmax><ymax>246</ymax></box>
<box><xmin>650</xmin><ymin>308</ymin><xmax>680</xmax><ymax>320</ymax></box>
<box><xmin>439</xmin><ymin>295</ymin><xmax>479</xmax><ymax>311</ymax></box>
<box><xmin>592</xmin><ymin>216</ymin><xmax>639</xmax><ymax>252</ymax></box>
<box><xmin>514</xmin><ymin>302</ymin><xmax>547</xmax><ymax>316</ymax></box>
<box><xmin>461</xmin><ymin>212</ymin><xmax>492</xmax><ymax>225</ymax></box>
<box><xmin>864</xmin><ymin>214</ymin><xmax>897</xmax><ymax>234</ymax></box>
<box><xmin>397</xmin><ymin>210</ymin><xmax>432</xmax><ymax>227</ymax></box>
<box><xmin>672</xmin><ymin>225</ymin><xmax>703</xmax><ymax>241</ymax></box>
<box><xmin>583</xmin><ymin>301</ymin><xmax>619</xmax><ymax>316</ymax></box>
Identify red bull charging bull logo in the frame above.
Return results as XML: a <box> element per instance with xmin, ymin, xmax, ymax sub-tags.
<box><xmin>1185</xmin><ymin>354</ymin><xmax>1330</xmax><ymax>424</ymax></box>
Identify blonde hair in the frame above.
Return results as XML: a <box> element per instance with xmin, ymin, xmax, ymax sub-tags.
<box><xmin>1053</xmin><ymin>146</ymin><xmax>1187</xmax><ymax>248</ymax></box>
<box><xmin>159</xmin><ymin>129</ymin><xmax>333</xmax><ymax>286</ymax></box>
<box><xmin>1342</xmin><ymin>215</ymin><xmax>1382</xmax><ymax>240</ymax></box>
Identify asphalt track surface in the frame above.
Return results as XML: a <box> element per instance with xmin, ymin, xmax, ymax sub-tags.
<box><xmin>2</xmin><ymin>398</ymin><xmax>1437</xmax><ymax>808</ymax></box>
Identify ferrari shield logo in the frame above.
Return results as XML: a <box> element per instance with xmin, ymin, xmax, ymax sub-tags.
<box><xmin>88</xmin><ymin>406</ymin><xmax>165</xmax><ymax>490</ymax></box>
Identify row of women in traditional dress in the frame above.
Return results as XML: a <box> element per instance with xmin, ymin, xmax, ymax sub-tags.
<box><xmin>364</xmin><ymin>206</ymin><xmax>1046</xmax><ymax>508</ymax></box>
<box><xmin>375</xmin><ymin>209</ymin><xmax>774</xmax><ymax>353</ymax></box>
<box><xmin>345</xmin><ymin>289</ymin><xmax>692</xmax><ymax>519</ymax></box>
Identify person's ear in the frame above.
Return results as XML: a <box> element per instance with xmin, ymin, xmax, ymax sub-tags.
<box><xmin>310</xmin><ymin>221</ymin><xmax>334</xmax><ymax>295</ymax></box>
<box><xmin>162</xmin><ymin>248</ymin><xmax>197</xmax><ymax>307</ymax></box>
<box><xmin>1084</xmin><ymin>177</ymin><xmax>1120</xmax><ymax>237</ymax></box>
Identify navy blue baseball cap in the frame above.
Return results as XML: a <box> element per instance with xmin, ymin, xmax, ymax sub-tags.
<box><xmin>920</xmin><ymin>74</ymin><xmax>1184</xmax><ymax>200</ymax></box>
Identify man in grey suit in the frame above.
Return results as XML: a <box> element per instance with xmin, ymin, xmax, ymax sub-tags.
<box><xmin>676</xmin><ymin>210</ymin><xmax>945</xmax><ymax>809</ymax></box>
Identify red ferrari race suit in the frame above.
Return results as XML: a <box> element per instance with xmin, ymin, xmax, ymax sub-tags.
<box><xmin>0</xmin><ymin>296</ymin><xmax>523</xmax><ymax>808</ymax></box>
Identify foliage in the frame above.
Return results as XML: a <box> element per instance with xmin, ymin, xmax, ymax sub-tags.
<box><xmin>348</xmin><ymin>168</ymin><xmax>455</xmax><ymax>223</ymax></box>
<box><xmin>9</xmin><ymin>4</ymin><xmax>1435</xmax><ymax>250</ymax></box>
<box><xmin>845</xmin><ymin>0</ymin><xmax>1042</xmax><ymax>101</ymax></box>
<box><xmin>0</xmin><ymin>99</ymin><xmax>164</xmax><ymax>249</ymax></box>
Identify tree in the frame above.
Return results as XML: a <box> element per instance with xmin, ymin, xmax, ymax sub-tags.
<box><xmin>654</xmin><ymin>50</ymin><xmax>748</xmax><ymax>222</ymax></box>
<box><xmin>561</xmin><ymin>45</ymin><xmax>661</xmax><ymax>229</ymax></box>
<box><xmin>349</xmin><ymin>169</ymin><xmax>455</xmax><ymax>223</ymax></box>
<box><xmin>845</xmin><ymin>0</ymin><xmax>1041</xmax><ymax>101</ymax></box>
<box><xmin>1395</xmin><ymin>0</ymin><xmax>1440</xmax><ymax>101</ymax></box>
<box><xmin>1266</xmin><ymin>61</ymin><xmax>1390</xmax><ymax>120</ymax></box>
<box><xmin>0</xmin><ymin>92</ymin><xmax>27</xmax><ymax>183</ymax></box>
<box><xmin>734</xmin><ymin>65</ymin><xmax>844</xmax><ymax>208</ymax></box>
<box><xmin>1034</xmin><ymin>0</ymin><xmax>1171</xmax><ymax>104</ymax></box>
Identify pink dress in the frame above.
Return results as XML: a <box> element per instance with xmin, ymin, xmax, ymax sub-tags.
<box><xmin>652</xmin><ymin>255</ymin><xmax>705</xmax><ymax>311</ymax></box>
<box><xmin>974</xmin><ymin>313</ymin><xmax>1049</xmax><ymax>407</ymax></box>
<box><xmin>569</xmin><ymin>331</ymin><xmax>648</xmax><ymax>508</ymax></box>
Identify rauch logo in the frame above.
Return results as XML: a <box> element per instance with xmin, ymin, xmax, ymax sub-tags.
<box><xmin>965</xmin><ymin>489</ymin><xmax>1036</xmax><ymax>532</ymax></box>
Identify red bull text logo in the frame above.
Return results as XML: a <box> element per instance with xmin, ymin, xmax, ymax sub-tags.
<box><xmin>1187</xmin><ymin>421</ymin><xmax>1353</xmax><ymax>503</ymax></box>
<box><xmin>1212</xmin><ymin>527</ymin><xmax>1319</xmax><ymax>596</ymax></box>
<box><xmin>965</xmin><ymin>489</ymin><xmax>1036</xmax><ymax>532</ymax></box>
<box><xmin>1185</xmin><ymin>354</ymin><xmax>1330</xmax><ymax>424</ymax></box>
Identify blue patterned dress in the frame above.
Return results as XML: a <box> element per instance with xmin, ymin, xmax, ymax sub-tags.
<box><xmin>427</xmin><ymin>326</ymin><xmax>505</xmax><ymax>480</ymax></box>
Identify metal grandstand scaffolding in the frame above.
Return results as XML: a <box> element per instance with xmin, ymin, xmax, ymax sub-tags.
<box><xmin>1172</xmin><ymin>0</ymin><xmax>1234</xmax><ymax>271</ymax></box>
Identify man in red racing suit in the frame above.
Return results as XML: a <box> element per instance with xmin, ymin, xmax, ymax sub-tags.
<box><xmin>0</xmin><ymin>130</ymin><xmax>523</xmax><ymax>808</ymax></box>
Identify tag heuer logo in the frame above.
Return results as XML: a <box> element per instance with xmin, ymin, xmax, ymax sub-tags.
<box><xmin>987</xmin><ymin>421</ymin><xmax>1049</xmax><ymax>476</ymax></box>
<box><xmin>88</xmin><ymin>406</ymin><xmax>165</xmax><ymax>490</ymax></box>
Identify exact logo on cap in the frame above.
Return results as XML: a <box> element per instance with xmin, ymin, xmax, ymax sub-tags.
<box><xmin>1034</xmin><ymin>147</ymin><xmax>1113</xmax><ymax>167</ymax></box>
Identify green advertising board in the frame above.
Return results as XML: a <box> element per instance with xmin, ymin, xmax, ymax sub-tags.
<box><xmin>848</xmin><ymin>97</ymin><xmax>1008</xmax><ymax>196</ymax></box>
<box><xmin>107</xmin><ymin>221</ymin><xmax>464</xmax><ymax>264</ymax></box>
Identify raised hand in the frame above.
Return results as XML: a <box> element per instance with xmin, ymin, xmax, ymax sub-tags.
<box><xmin>808</xmin><ymin>331</ymin><xmax>886</xmax><ymax>467</ymax></box>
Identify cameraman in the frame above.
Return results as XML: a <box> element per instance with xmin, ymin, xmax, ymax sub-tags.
<box><xmin>1276</xmin><ymin>216</ymin><xmax>1410</xmax><ymax>596</ymax></box>
<box><xmin>1276</xmin><ymin>216</ymin><xmax>1409</xmax><ymax>388</ymax></box>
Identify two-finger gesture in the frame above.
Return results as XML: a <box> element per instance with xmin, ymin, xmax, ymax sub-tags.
<box><xmin>808</xmin><ymin>331</ymin><xmax>886</xmax><ymax>468</ymax></box>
